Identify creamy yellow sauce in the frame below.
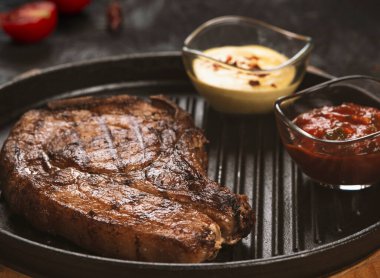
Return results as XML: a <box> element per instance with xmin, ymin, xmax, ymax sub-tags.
<box><xmin>190</xmin><ymin>45</ymin><xmax>299</xmax><ymax>114</ymax></box>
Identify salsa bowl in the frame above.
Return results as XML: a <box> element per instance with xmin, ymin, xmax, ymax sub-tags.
<box><xmin>275</xmin><ymin>75</ymin><xmax>380</xmax><ymax>190</ymax></box>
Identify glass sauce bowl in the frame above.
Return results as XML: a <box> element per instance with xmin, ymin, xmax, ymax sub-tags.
<box><xmin>182</xmin><ymin>16</ymin><xmax>313</xmax><ymax>114</ymax></box>
<box><xmin>275</xmin><ymin>76</ymin><xmax>380</xmax><ymax>190</ymax></box>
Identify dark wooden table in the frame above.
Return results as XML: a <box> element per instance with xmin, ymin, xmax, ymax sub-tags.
<box><xmin>0</xmin><ymin>1</ymin><xmax>380</xmax><ymax>277</ymax></box>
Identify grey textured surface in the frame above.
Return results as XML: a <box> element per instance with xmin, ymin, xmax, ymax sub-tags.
<box><xmin>0</xmin><ymin>0</ymin><xmax>379</xmax><ymax>82</ymax></box>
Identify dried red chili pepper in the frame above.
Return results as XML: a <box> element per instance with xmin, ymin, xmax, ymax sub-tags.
<box><xmin>107</xmin><ymin>0</ymin><xmax>122</xmax><ymax>33</ymax></box>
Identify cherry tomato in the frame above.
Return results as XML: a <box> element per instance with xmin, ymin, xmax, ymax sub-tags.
<box><xmin>1</xmin><ymin>2</ymin><xmax>57</xmax><ymax>43</ymax></box>
<box><xmin>49</xmin><ymin>0</ymin><xmax>91</xmax><ymax>14</ymax></box>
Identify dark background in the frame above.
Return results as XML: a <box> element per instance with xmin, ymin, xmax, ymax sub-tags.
<box><xmin>0</xmin><ymin>0</ymin><xmax>379</xmax><ymax>83</ymax></box>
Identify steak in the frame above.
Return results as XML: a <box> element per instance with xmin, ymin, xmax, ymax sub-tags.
<box><xmin>0</xmin><ymin>95</ymin><xmax>254</xmax><ymax>263</ymax></box>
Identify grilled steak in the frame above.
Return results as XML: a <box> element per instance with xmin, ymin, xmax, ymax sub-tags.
<box><xmin>0</xmin><ymin>95</ymin><xmax>254</xmax><ymax>263</ymax></box>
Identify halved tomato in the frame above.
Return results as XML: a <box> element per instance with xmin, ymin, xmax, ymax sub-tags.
<box><xmin>49</xmin><ymin>0</ymin><xmax>91</xmax><ymax>14</ymax></box>
<box><xmin>1</xmin><ymin>2</ymin><xmax>58</xmax><ymax>43</ymax></box>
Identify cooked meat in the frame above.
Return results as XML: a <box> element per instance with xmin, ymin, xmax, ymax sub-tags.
<box><xmin>0</xmin><ymin>95</ymin><xmax>254</xmax><ymax>263</ymax></box>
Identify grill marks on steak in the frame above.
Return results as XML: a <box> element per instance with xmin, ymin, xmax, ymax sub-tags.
<box><xmin>0</xmin><ymin>95</ymin><xmax>254</xmax><ymax>263</ymax></box>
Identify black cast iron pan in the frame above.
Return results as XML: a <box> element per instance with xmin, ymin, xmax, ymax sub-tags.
<box><xmin>0</xmin><ymin>53</ymin><xmax>379</xmax><ymax>278</ymax></box>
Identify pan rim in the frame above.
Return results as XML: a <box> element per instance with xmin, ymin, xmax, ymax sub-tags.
<box><xmin>1</xmin><ymin>221</ymin><xmax>380</xmax><ymax>270</ymax></box>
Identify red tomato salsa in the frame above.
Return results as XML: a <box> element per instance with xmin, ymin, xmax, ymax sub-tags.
<box><xmin>283</xmin><ymin>103</ymin><xmax>380</xmax><ymax>185</ymax></box>
<box><xmin>293</xmin><ymin>102</ymin><xmax>380</xmax><ymax>141</ymax></box>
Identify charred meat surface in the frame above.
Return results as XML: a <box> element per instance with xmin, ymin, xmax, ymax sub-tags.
<box><xmin>0</xmin><ymin>95</ymin><xmax>254</xmax><ymax>263</ymax></box>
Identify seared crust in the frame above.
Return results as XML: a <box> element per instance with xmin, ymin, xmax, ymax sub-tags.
<box><xmin>0</xmin><ymin>94</ymin><xmax>254</xmax><ymax>262</ymax></box>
